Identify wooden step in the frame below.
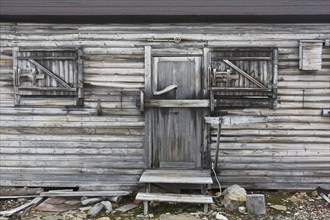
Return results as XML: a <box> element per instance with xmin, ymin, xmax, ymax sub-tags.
<box><xmin>139</xmin><ymin>169</ymin><xmax>213</xmax><ymax>184</ymax></box>
<box><xmin>136</xmin><ymin>192</ymin><xmax>213</xmax><ymax>204</ymax></box>
<box><xmin>136</xmin><ymin>192</ymin><xmax>213</xmax><ymax>215</ymax></box>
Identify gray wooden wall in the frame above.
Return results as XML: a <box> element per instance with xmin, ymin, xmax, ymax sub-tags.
<box><xmin>0</xmin><ymin>23</ymin><xmax>329</xmax><ymax>190</ymax></box>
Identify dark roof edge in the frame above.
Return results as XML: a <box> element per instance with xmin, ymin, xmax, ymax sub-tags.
<box><xmin>1</xmin><ymin>15</ymin><xmax>330</xmax><ymax>24</ymax></box>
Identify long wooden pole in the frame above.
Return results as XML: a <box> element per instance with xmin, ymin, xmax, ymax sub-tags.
<box><xmin>214</xmin><ymin>123</ymin><xmax>222</xmax><ymax>171</ymax></box>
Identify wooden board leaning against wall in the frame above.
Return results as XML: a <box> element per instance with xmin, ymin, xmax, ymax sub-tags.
<box><xmin>0</xmin><ymin>23</ymin><xmax>329</xmax><ymax>190</ymax></box>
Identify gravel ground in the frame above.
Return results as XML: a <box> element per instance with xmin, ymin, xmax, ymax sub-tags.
<box><xmin>0</xmin><ymin>190</ymin><xmax>329</xmax><ymax>220</ymax></box>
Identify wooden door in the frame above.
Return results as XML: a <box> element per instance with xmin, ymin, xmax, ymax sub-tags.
<box><xmin>146</xmin><ymin>57</ymin><xmax>204</xmax><ymax>169</ymax></box>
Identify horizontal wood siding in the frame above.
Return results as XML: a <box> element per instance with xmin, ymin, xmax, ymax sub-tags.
<box><xmin>0</xmin><ymin>23</ymin><xmax>329</xmax><ymax>190</ymax></box>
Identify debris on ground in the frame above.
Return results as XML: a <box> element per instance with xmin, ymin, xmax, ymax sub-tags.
<box><xmin>0</xmin><ymin>196</ymin><xmax>43</xmax><ymax>217</ymax></box>
<box><xmin>87</xmin><ymin>202</ymin><xmax>104</xmax><ymax>218</ymax></box>
<box><xmin>0</xmin><ymin>187</ymin><xmax>330</xmax><ymax>219</ymax></box>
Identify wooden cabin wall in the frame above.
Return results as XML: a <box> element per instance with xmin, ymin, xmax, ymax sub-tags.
<box><xmin>0</xmin><ymin>23</ymin><xmax>329</xmax><ymax>190</ymax></box>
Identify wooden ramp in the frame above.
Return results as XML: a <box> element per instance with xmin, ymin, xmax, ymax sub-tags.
<box><xmin>136</xmin><ymin>169</ymin><xmax>213</xmax><ymax>215</ymax></box>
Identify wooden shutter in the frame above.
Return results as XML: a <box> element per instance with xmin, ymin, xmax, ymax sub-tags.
<box><xmin>13</xmin><ymin>47</ymin><xmax>83</xmax><ymax>106</ymax></box>
<box><xmin>299</xmin><ymin>40</ymin><xmax>323</xmax><ymax>71</ymax></box>
<box><xmin>209</xmin><ymin>48</ymin><xmax>277</xmax><ymax>109</ymax></box>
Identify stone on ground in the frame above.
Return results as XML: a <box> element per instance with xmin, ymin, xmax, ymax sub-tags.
<box><xmin>96</xmin><ymin>217</ymin><xmax>110</xmax><ymax>220</ymax></box>
<box><xmin>160</xmin><ymin>213</ymin><xmax>199</xmax><ymax>220</ymax></box>
<box><xmin>270</xmin><ymin>204</ymin><xmax>287</xmax><ymax>211</ymax></box>
<box><xmin>238</xmin><ymin>206</ymin><xmax>246</xmax><ymax>213</ymax></box>
<box><xmin>221</xmin><ymin>184</ymin><xmax>247</xmax><ymax>210</ymax></box>
<box><xmin>215</xmin><ymin>213</ymin><xmax>229</xmax><ymax>220</ymax></box>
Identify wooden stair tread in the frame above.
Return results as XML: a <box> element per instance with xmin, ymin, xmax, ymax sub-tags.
<box><xmin>136</xmin><ymin>192</ymin><xmax>213</xmax><ymax>204</ymax></box>
<box><xmin>139</xmin><ymin>169</ymin><xmax>213</xmax><ymax>184</ymax></box>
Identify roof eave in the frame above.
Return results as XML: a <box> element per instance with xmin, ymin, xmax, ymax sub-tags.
<box><xmin>1</xmin><ymin>14</ymin><xmax>329</xmax><ymax>24</ymax></box>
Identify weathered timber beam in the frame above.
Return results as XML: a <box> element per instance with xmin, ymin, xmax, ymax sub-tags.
<box><xmin>145</xmin><ymin>99</ymin><xmax>210</xmax><ymax>108</ymax></box>
<box><xmin>18</xmin><ymin>56</ymin><xmax>76</xmax><ymax>60</ymax></box>
<box><xmin>212</xmin><ymin>57</ymin><xmax>272</xmax><ymax>61</ymax></box>
<box><xmin>40</xmin><ymin>191</ymin><xmax>130</xmax><ymax>197</ymax></box>
<box><xmin>17</xmin><ymin>87</ymin><xmax>77</xmax><ymax>91</ymax></box>
<box><xmin>210</xmin><ymin>87</ymin><xmax>271</xmax><ymax>92</ymax></box>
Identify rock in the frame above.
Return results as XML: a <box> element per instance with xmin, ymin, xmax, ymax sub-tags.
<box><xmin>79</xmin><ymin>206</ymin><xmax>92</xmax><ymax>211</ymax></box>
<box><xmin>189</xmin><ymin>212</ymin><xmax>198</xmax><ymax>216</ymax></box>
<box><xmin>311</xmin><ymin>190</ymin><xmax>319</xmax><ymax>198</ymax></box>
<box><xmin>17</xmin><ymin>198</ymin><xmax>28</xmax><ymax>202</ymax></box>
<box><xmin>76</xmin><ymin>212</ymin><xmax>87</xmax><ymax>219</ymax></box>
<box><xmin>101</xmin><ymin>201</ymin><xmax>113</xmax><ymax>212</ymax></box>
<box><xmin>63</xmin><ymin>214</ymin><xmax>75</xmax><ymax>219</ymax></box>
<box><xmin>44</xmin><ymin>216</ymin><xmax>64</xmax><ymax>220</ymax></box>
<box><xmin>96</xmin><ymin>217</ymin><xmax>110</xmax><ymax>220</ymax></box>
<box><xmin>149</xmin><ymin>213</ymin><xmax>154</xmax><ymax>218</ymax></box>
<box><xmin>0</xmin><ymin>217</ymin><xmax>9</xmax><ymax>220</ymax></box>
<box><xmin>222</xmin><ymin>185</ymin><xmax>247</xmax><ymax>202</ymax></box>
<box><xmin>238</xmin><ymin>206</ymin><xmax>246</xmax><ymax>214</ymax></box>
<box><xmin>215</xmin><ymin>213</ymin><xmax>228</xmax><ymax>220</ymax></box>
<box><xmin>270</xmin><ymin>205</ymin><xmax>287</xmax><ymax>211</ymax></box>
<box><xmin>221</xmin><ymin>184</ymin><xmax>247</xmax><ymax>210</ymax></box>
<box><xmin>287</xmin><ymin>195</ymin><xmax>303</xmax><ymax>203</ymax></box>
<box><xmin>160</xmin><ymin>214</ymin><xmax>199</xmax><ymax>220</ymax></box>
<box><xmin>297</xmin><ymin>192</ymin><xmax>308</xmax><ymax>199</ymax></box>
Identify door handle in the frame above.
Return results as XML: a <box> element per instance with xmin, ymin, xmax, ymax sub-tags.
<box><xmin>153</xmin><ymin>84</ymin><xmax>178</xmax><ymax>96</ymax></box>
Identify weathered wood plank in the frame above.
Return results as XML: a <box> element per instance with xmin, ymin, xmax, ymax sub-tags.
<box><xmin>136</xmin><ymin>193</ymin><xmax>213</xmax><ymax>204</ymax></box>
<box><xmin>145</xmin><ymin>99</ymin><xmax>210</xmax><ymax>107</ymax></box>
<box><xmin>139</xmin><ymin>169</ymin><xmax>212</xmax><ymax>184</ymax></box>
<box><xmin>0</xmin><ymin>197</ymin><xmax>43</xmax><ymax>217</ymax></box>
<box><xmin>40</xmin><ymin>191</ymin><xmax>130</xmax><ymax>197</ymax></box>
<box><xmin>0</xmin><ymin>167</ymin><xmax>142</xmax><ymax>175</ymax></box>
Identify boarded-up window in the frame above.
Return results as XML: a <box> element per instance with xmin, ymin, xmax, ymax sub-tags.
<box><xmin>13</xmin><ymin>47</ymin><xmax>83</xmax><ymax>106</ymax></box>
<box><xmin>209</xmin><ymin>48</ymin><xmax>278</xmax><ymax>109</ymax></box>
<box><xmin>299</xmin><ymin>40</ymin><xmax>323</xmax><ymax>71</ymax></box>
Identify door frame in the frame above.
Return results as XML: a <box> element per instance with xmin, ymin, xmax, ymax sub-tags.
<box><xmin>143</xmin><ymin>46</ymin><xmax>210</xmax><ymax>169</ymax></box>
